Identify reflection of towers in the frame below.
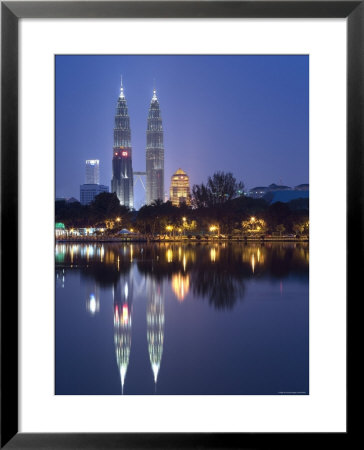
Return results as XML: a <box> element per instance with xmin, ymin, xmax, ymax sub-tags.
<box><xmin>55</xmin><ymin>269</ymin><xmax>65</xmax><ymax>288</ymax></box>
<box><xmin>85</xmin><ymin>282</ymin><xmax>100</xmax><ymax>315</ymax></box>
<box><xmin>113</xmin><ymin>273</ymin><xmax>133</xmax><ymax>394</ymax></box>
<box><xmin>146</xmin><ymin>278</ymin><xmax>165</xmax><ymax>389</ymax></box>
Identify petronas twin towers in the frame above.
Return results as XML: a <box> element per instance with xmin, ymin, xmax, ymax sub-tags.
<box><xmin>111</xmin><ymin>78</ymin><xmax>164</xmax><ymax>209</ymax></box>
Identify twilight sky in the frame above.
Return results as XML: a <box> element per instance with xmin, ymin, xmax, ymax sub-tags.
<box><xmin>56</xmin><ymin>55</ymin><xmax>308</xmax><ymax>209</ymax></box>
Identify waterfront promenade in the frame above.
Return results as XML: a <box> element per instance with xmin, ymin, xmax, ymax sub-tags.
<box><xmin>55</xmin><ymin>235</ymin><xmax>308</xmax><ymax>243</ymax></box>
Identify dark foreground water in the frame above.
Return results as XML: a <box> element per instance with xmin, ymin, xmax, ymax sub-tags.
<box><xmin>55</xmin><ymin>242</ymin><xmax>309</xmax><ymax>395</ymax></box>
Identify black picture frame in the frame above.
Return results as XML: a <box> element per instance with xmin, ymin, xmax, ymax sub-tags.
<box><xmin>1</xmin><ymin>1</ymin><xmax>356</xmax><ymax>448</ymax></box>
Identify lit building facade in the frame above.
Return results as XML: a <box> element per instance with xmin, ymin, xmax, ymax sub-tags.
<box><xmin>169</xmin><ymin>168</ymin><xmax>191</xmax><ymax>206</ymax></box>
<box><xmin>146</xmin><ymin>88</ymin><xmax>164</xmax><ymax>204</ymax></box>
<box><xmin>80</xmin><ymin>184</ymin><xmax>109</xmax><ymax>205</ymax></box>
<box><xmin>85</xmin><ymin>160</ymin><xmax>100</xmax><ymax>184</ymax></box>
<box><xmin>111</xmin><ymin>78</ymin><xmax>134</xmax><ymax>208</ymax></box>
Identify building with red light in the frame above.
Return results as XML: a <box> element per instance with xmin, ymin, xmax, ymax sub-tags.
<box><xmin>111</xmin><ymin>77</ymin><xmax>134</xmax><ymax>208</ymax></box>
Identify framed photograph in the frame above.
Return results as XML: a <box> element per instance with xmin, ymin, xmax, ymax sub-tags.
<box><xmin>1</xmin><ymin>1</ymin><xmax>355</xmax><ymax>448</ymax></box>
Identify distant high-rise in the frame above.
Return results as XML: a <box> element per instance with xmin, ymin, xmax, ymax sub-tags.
<box><xmin>80</xmin><ymin>183</ymin><xmax>109</xmax><ymax>205</ymax></box>
<box><xmin>146</xmin><ymin>88</ymin><xmax>164</xmax><ymax>204</ymax></box>
<box><xmin>85</xmin><ymin>160</ymin><xmax>100</xmax><ymax>184</ymax></box>
<box><xmin>111</xmin><ymin>77</ymin><xmax>134</xmax><ymax>208</ymax></box>
<box><xmin>169</xmin><ymin>168</ymin><xmax>191</xmax><ymax>206</ymax></box>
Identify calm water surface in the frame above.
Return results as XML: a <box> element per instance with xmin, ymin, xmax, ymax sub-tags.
<box><xmin>55</xmin><ymin>242</ymin><xmax>309</xmax><ymax>395</ymax></box>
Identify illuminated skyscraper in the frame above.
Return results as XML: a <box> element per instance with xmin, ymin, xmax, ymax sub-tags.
<box><xmin>111</xmin><ymin>77</ymin><xmax>134</xmax><ymax>208</ymax></box>
<box><xmin>147</xmin><ymin>278</ymin><xmax>164</xmax><ymax>389</ymax></box>
<box><xmin>146</xmin><ymin>88</ymin><xmax>164</xmax><ymax>204</ymax></box>
<box><xmin>85</xmin><ymin>160</ymin><xmax>99</xmax><ymax>184</ymax></box>
<box><xmin>169</xmin><ymin>168</ymin><xmax>191</xmax><ymax>206</ymax></box>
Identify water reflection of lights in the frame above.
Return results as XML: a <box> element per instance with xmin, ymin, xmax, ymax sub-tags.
<box><xmin>210</xmin><ymin>248</ymin><xmax>217</xmax><ymax>262</ymax></box>
<box><xmin>172</xmin><ymin>273</ymin><xmax>190</xmax><ymax>301</ymax></box>
<box><xmin>147</xmin><ymin>279</ymin><xmax>165</xmax><ymax>389</ymax></box>
<box><xmin>114</xmin><ymin>303</ymin><xmax>132</xmax><ymax>394</ymax></box>
<box><xmin>113</xmin><ymin>275</ymin><xmax>133</xmax><ymax>394</ymax></box>
<box><xmin>56</xmin><ymin>269</ymin><xmax>65</xmax><ymax>288</ymax></box>
<box><xmin>86</xmin><ymin>284</ymin><xmax>100</xmax><ymax>315</ymax></box>
<box><xmin>166</xmin><ymin>248</ymin><xmax>173</xmax><ymax>263</ymax></box>
<box><xmin>86</xmin><ymin>294</ymin><xmax>100</xmax><ymax>315</ymax></box>
<box><xmin>122</xmin><ymin>305</ymin><xmax>129</xmax><ymax>325</ymax></box>
<box><xmin>251</xmin><ymin>254</ymin><xmax>255</xmax><ymax>274</ymax></box>
<box><xmin>183</xmin><ymin>254</ymin><xmax>187</xmax><ymax>272</ymax></box>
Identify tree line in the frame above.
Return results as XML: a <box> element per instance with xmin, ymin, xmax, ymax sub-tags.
<box><xmin>56</xmin><ymin>171</ymin><xmax>309</xmax><ymax>236</ymax></box>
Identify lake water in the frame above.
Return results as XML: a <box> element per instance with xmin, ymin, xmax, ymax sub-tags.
<box><xmin>55</xmin><ymin>242</ymin><xmax>309</xmax><ymax>395</ymax></box>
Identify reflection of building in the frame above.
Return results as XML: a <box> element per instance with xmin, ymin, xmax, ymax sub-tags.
<box><xmin>147</xmin><ymin>278</ymin><xmax>164</xmax><ymax>389</ymax></box>
<box><xmin>80</xmin><ymin>184</ymin><xmax>109</xmax><ymax>205</ymax></box>
<box><xmin>55</xmin><ymin>269</ymin><xmax>65</xmax><ymax>288</ymax></box>
<box><xmin>113</xmin><ymin>273</ymin><xmax>133</xmax><ymax>394</ymax></box>
<box><xmin>146</xmin><ymin>88</ymin><xmax>164</xmax><ymax>204</ymax></box>
<box><xmin>169</xmin><ymin>168</ymin><xmax>191</xmax><ymax>206</ymax></box>
<box><xmin>85</xmin><ymin>159</ymin><xmax>100</xmax><ymax>184</ymax></box>
<box><xmin>85</xmin><ymin>282</ymin><xmax>100</xmax><ymax>315</ymax></box>
<box><xmin>171</xmin><ymin>272</ymin><xmax>190</xmax><ymax>301</ymax></box>
<box><xmin>111</xmin><ymin>77</ymin><xmax>134</xmax><ymax>208</ymax></box>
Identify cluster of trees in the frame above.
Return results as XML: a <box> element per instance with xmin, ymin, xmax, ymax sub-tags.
<box><xmin>56</xmin><ymin>192</ymin><xmax>131</xmax><ymax>229</ymax></box>
<box><xmin>56</xmin><ymin>172</ymin><xmax>309</xmax><ymax>236</ymax></box>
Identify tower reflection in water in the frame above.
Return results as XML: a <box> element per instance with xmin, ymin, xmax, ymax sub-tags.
<box><xmin>113</xmin><ymin>270</ymin><xmax>133</xmax><ymax>394</ymax></box>
<box><xmin>146</xmin><ymin>277</ymin><xmax>165</xmax><ymax>391</ymax></box>
<box><xmin>85</xmin><ymin>282</ymin><xmax>100</xmax><ymax>315</ymax></box>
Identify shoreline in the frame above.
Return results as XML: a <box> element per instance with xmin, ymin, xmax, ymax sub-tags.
<box><xmin>55</xmin><ymin>237</ymin><xmax>308</xmax><ymax>243</ymax></box>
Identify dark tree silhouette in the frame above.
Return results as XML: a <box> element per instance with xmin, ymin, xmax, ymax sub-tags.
<box><xmin>192</xmin><ymin>171</ymin><xmax>244</xmax><ymax>208</ymax></box>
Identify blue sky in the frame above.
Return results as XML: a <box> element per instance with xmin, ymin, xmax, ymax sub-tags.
<box><xmin>56</xmin><ymin>55</ymin><xmax>308</xmax><ymax>209</ymax></box>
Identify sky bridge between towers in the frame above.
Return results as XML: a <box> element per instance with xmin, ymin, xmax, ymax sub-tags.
<box><xmin>133</xmin><ymin>171</ymin><xmax>147</xmax><ymax>191</ymax></box>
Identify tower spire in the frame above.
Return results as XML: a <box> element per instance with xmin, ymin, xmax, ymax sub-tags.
<box><xmin>119</xmin><ymin>74</ymin><xmax>125</xmax><ymax>99</ymax></box>
<box><xmin>152</xmin><ymin>80</ymin><xmax>157</xmax><ymax>101</ymax></box>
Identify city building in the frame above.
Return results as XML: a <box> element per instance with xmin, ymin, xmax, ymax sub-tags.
<box><xmin>294</xmin><ymin>183</ymin><xmax>309</xmax><ymax>191</ymax></box>
<box><xmin>146</xmin><ymin>88</ymin><xmax>164</xmax><ymax>204</ymax></box>
<box><xmin>80</xmin><ymin>184</ymin><xmax>109</xmax><ymax>205</ymax></box>
<box><xmin>85</xmin><ymin>159</ymin><xmax>100</xmax><ymax>184</ymax></box>
<box><xmin>169</xmin><ymin>168</ymin><xmax>191</xmax><ymax>206</ymax></box>
<box><xmin>111</xmin><ymin>77</ymin><xmax>134</xmax><ymax>208</ymax></box>
<box><xmin>248</xmin><ymin>183</ymin><xmax>303</xmax><ymax>199</ymax></box>
<box><xmin>55</xmin><ymin>222</ymin><xmax>66</xmax><ymax>237</ymax></box>
<box><xmin>247</xmin><ymin>182</ymin><xmax>309</xmax><ymax>204</ymax></box>
<box><xmin>265</xmin><ymin>190</ymin><xmax>309</xmax><ymax>204</ymax></box>
<box><xmin>248</xmin><ymin>186</ymin><xmax>269</xmax><ymax>199</ymax></box>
